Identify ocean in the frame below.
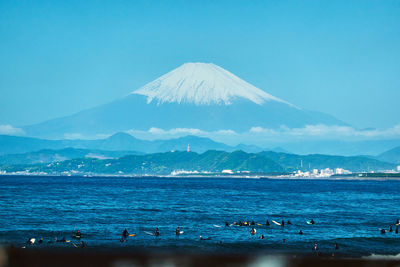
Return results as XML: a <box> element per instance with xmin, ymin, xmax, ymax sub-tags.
<box><xmin>0</xmin><ymin>175</ymin><xmax>399</xmax><ymax>257</ymax></box>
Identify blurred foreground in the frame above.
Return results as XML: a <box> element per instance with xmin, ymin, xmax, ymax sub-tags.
<box><xmin>1</xmin><ymin>248</ymin><xmax>399</xmax><ymax>267</ymax></box>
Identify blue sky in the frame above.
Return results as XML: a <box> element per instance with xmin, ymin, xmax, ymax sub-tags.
<box><xmin>1</xmin><ymin>0</ymin><xmax>399</xmax><ymax>130</ymax></box>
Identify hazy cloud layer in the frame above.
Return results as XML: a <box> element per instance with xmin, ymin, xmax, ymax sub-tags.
<box><xmin>0</xmin><ymin>125</ymin><xmax>24</xmax><ymax>135</ymax></box>
<box><xmin>126</xmin><ymin>124</ymin><xmax>400</xmax><ymax>146</ymax></box>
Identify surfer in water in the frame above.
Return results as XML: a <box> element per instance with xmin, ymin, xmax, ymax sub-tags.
<box><xmin>122</xmin><ymin>228</ymin><xmax>129</xmax><ymax>238</ymax></box>
<box><xmin>299</xmin><ymin>230</ymin><xmax>303</xmax><ymax>235</ymax></box>
<box><xmin>155</xmin><ymin>228</ymin><xmax>160</xmax><ymax>236</ymax></box>
<box><xmin>380</xmin><ymin>229</ymin><xmax>386</xmax><ymax>234</ymax></box>
<box><xmin>175</xmin><ymin>227</ymin><xmax>180</xmax><ymax>235</ymax></box>
<box><xmin>250</xmin><ymin>227</ymin><xmax>256</xmax><ymax>235</ymax></box>
<box><xmin>389</xmin><ymin>225</ymin><xmax>393</xmax><ymax>232</ymax></box>
<box><xmin>80</xmin><ymin>241</ymin><xmax>85</xmax><ymax>248</ymax></box>
<box><xmin>313</xmin><ymin>242</ymin><xmax>318</xmax><ymax>251</ymax></box>
<box><xmin>310</xmin><ymin>219</ymin><xmax>315</xmax><ymax>224</ymax></box>
<box><xmin>281</xmin><ymin>220</ymin><xmax>285</xmax><ymax>227</ymax></box>
<box><xmin>287</xmin><ymin>220</ymin><xmax>292</xmax><ymax>225</ymax></box>
<box><xmin>39</xmin><ymin>237</ymin><xmax>43</xmax><ymax>244</ymax></box>
<box><xmin>334</xmin><ymin>242</ymin><xmax>339</xmax><ymax>250</ymax></box>
<box><xmin>395</xmin><ymin>226</ymin><xmax>399</xmax><ymax>234</ymax></box>
<box><xmin>75</xmin><ymin>230</ymin><xmax>82</xmax><ymax>238</ymax></box>
<box><xmin>266</xmin><ymin>220</ymin><xmax>270</xmax><ymax>226</ymax></box>
<box><xmin>225</xmin><ymin>222</ymin><xmax>229</xmax><ymax>227</ymax></box>
<box><xmin>259</xmin><ymin>235</ymin><xmax>265</xmax><ymax>239</ymax></box>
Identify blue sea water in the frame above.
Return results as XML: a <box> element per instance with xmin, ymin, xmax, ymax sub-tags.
<box><xmin>0</xmin><ymin>175</ymin><xmax>399</xmax><ymax>257</ymax></box>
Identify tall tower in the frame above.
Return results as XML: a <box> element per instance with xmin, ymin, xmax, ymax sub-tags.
<box><xmin>187</xmin><ymin>144</ymin><xmax>190</xmax><ymax>152</ymax></box>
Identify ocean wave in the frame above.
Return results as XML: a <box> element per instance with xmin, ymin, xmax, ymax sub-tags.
<box><xmin>364</xmin><ymin>253</ymin><xmax>400</xmax><ymax>259</ymax></box>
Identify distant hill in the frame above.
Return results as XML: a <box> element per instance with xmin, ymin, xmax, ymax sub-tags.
<box><xmin>259</xmin><ymin>151</ymin><xmax>394</xmax><ymax>172</ymax></box>
<box><xmin>0</xmin><ymin>133</ymin><xmax>266</xmax><ymax>155</ymax></box>
<box><xmin>1</xmin><ymin>150</ymin><xmax>394</xmax><ymax>175</ymax></box>
<box><xmin>377</xmin><ymin>146</ymin><xmax>400</xmax><ymax>164</ymax></box>
<box><xmin>0</xmin><ymin>147</ymin><xmax>141</xmax><ymax>165</ymax></box>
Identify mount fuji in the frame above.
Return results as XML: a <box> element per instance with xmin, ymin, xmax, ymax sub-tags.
<box><xmin>23</xmin><ymin>63</ymin><xmax>345</xmax><ymax>139</ymax></box>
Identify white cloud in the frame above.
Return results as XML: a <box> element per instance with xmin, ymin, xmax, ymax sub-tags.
<box><xmin>126</xmin><ymin>124</ymin><xmax>400</xmax><ymax>146</ymax></box>
<box><xmin>0</xmin><ymin>125</ymin><xmax>24</xmax><ymax>135</ymax></box>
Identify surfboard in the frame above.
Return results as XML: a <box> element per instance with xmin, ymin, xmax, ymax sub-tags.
<box><xmin>213</xmin><ymin>225</ymin><xmax>222</xmax><ymax>228</ymax></box>
<box><xmin>129</xmin><ymin>234</ymin><xmax>135</xmax><ymax>237</ymax></box>
<box><xmin>307</xmin><ymin>221</ymin><xmax>314</xmax><ymax>225</ymax></box>
<box><xmin>272</xmin><ymin>220</ymin><xmax>281</xmax><ymax>226</ymax></box>
<box><xmin>144</xmin><ymin>231</ymin><xmax>155</xmax><ymax>236</ymax></box>
<box><xmin>257</xmin><ymin>223</ymin><xmax>263</xmax><ymax>226</ymax></box>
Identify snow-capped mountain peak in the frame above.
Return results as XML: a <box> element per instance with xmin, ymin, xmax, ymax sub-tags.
<box><xmin>131</xmin><ymin>62</ymin><xmax>293</xmax><ymax>106</ymax></box>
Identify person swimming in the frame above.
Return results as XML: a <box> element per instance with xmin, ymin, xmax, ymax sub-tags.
<box><xmin>281</xmin><ymin>220</ymin><xmax>285</xmax><ymax>227</ymax></box>
<box><xmin>250</xmin><ymin>227</ymin><xmax>256</xmax><ymax>235</ymax></box>
<box><xmin>259</xmin><ymin>235</ymin><xmax>265</xmax><ymax>239</ymax></box>
<box><xmin>299</xmin><ymin>230</ymin><xmax>303</xmax><ymax>235</ymax></box>
<box><xmin>334</xmin><ymin>242</ymin><xmax>339</xmax><ymax>250</ymax></box>
<box><xmin>287</xmin><ymin>220</ymin><xmax>292</xmax><ymax>225</ymax></box>
<box><xmin>176</xmin><ymin>227</ymin><xmax>180</xmax><ymax>235</ymax></box>
<box><xmin>266</xmin><ymin>220</ymin><xmax>270</xmax><ymax>226</ymax></box>
<box><xmin>122</xmin><ymin>228</ymin><xmax>129</xmax><ymax>238</ymax></box>
<box><xmin>310</xmin><ymin>219</ymin><xmax>315</xmax><ymax>224</ymax></box>
<box><xmin>380</xmin><ymin>229</ymin><xmax>386</xmax><ymax>234</ymax></box>
<box><xmin>225</xmin><ymin>222</ymin><xmax>229</xmax><ymax>227</ymax></box>
<box><xmin>75</xmin><ymin>230</ymin><xmax>82</xmax><ymax>238</ymax></box>
<box><xmin>155</xmin><ymin>227</ymin><xmax>160</xmax><ymax>236</ymax></box>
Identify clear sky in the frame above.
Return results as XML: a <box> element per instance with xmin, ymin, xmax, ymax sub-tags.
<box><xmin>1</xmin><ymin>0</ymin><xmax>399</xmax><ymax>129</ymax></box>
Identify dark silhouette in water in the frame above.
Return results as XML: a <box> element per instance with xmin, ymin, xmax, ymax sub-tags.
<box><xmin>334</xmin><ymin>242</ymin><xmax>339</xmax><ymax>250</ymax></box>
<box><xmin>155</xmin><ymin>228</ymin><xmax>160</xmax><ymax>236</ymax></box>
<box><xmin>175</xmin><ymin>227</ymin><xmax>180</xmax><ymax>236</ymax></box>
<box><xmin>396</xmin><ymin>226</ymin><xmax>399</xmax><ymax>234</ymax></box>
<box><xmin>266</xmin><ymin>220</ymin><xmax>270</xmax><ymax>226</ymax></box>
<box><xmin>122</xmin><ymin>229</ymin><xmax>129</xmax><ymax>238</ymax></box>
<box><xmin>299</xmin><ymin>230</ymin><xmax>303</xmax><ymax>235</ymax></box>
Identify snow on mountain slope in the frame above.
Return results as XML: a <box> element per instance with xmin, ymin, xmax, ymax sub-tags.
<box><xmin>132</xmin><ymin>63</ymin><xmax>295</xmax><ymax>107</ymax></box>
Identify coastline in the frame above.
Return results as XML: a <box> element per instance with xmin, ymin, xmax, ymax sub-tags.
<box><xmin>1</xmin><ymin>173</ymin><xmax>400</xmax><ymax>181</ymax></box>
